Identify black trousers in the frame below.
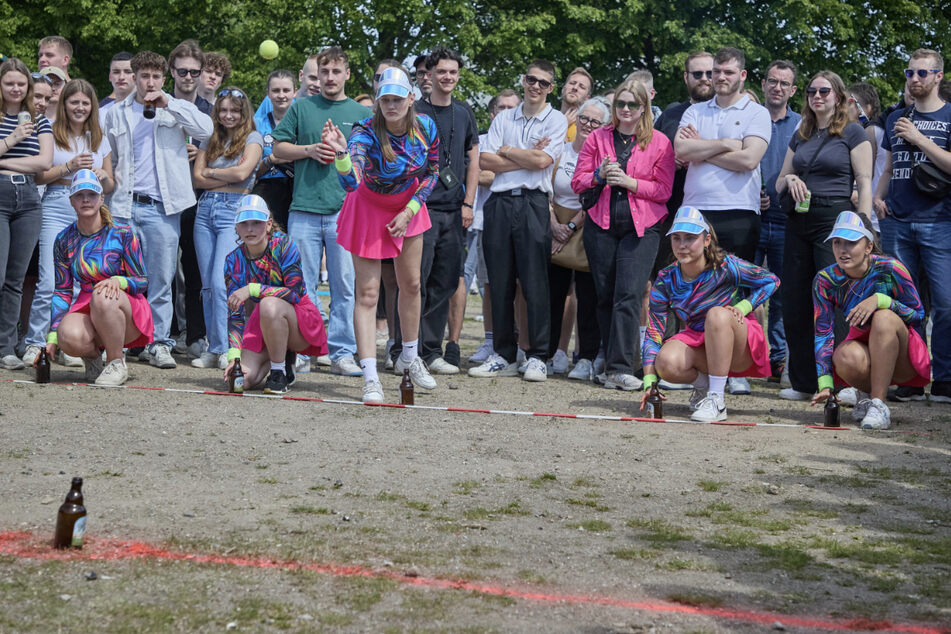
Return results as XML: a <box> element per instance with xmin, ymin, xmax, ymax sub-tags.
<box><xmin>702</xmin><ymin>208</ymin><xmax>761</xmax><ymax>262</ymax></box>
<box><xmin>176</xmin><ymin>204</ymin><xmax>205</xmax><ymax>345</ymax></box>
<box><xmin>549</xmin><ymin>263</ymin><xmax>600</xmax><ymax>359</ymax></box>
<box><xmin>484</xmin><ymin>189</ymin><xmax>551</xmax><ymax>362</ymax></box>
<box><xmin>782</xmin><ymin>201</ymin><xmax>849</xmax><ymax>393</ymax></box>
<box><xmin>584</xmin><ymin>219</ymin><xmax>660</xmax><ymax>374</ymax></box>
<box><xmin>251</xmin><ymin>176</ymin><xmax>293</xmax><ymax>232</ymax></box>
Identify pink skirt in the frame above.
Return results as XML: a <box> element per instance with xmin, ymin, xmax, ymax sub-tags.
<box><xmin>241</xmin><ymin>294</ymin><xmax>328</xmax><ymax>357</ymax></box>
<box><xmin>833</xmin><ymin>326</ymin><xmax>931</xmax><ymax>388</ymax></box>
<box><xmin>68</xmin><ymin>290</ymin><xmax>153</xmax><ymax>349</ymax></box>
<box><xmin>670</xmin><ymin>315</ymin><xmax>771</xmax><ymax>378</ymax></box>
<box><xmin>336</xmin><ymin>182</ymin><xmax>431</xmax><ymax>259</ymax></box>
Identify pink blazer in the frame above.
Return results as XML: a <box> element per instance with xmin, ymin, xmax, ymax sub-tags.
<box><xmin>571</xmin><ymin>125</ymin><xmax>675</xmax><ymax>236</ymax></box>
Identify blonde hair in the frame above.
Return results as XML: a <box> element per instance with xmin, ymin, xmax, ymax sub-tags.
<box><xmin>52</xmin><ymin>79</ymin><xmax>102</xmax><ymax>151</ymax></box>
<box><xmin>611</xmin><ymin>80</ymin><xmax>654</xmax><ymax>150</ymax></box>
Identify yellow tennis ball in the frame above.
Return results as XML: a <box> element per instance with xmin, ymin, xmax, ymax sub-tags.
<box><xmin>259</xmin><ymin>40</ymin><xmax>279</xmax><ymax>60</ymax></box>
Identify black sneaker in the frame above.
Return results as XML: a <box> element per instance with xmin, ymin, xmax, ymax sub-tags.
<box><xmin>285</xmin><ymin>350</ymin><xmax>297</xmax><ymax>387</ymax></box>
<box><xmin>768</xmin><ymin>360</ymin><xmax>785</xmax><ymax>383</ymax></box>
<box><xmin>263</xmin><ymin>370</ymin><xmax>289</xmax><ymax>394</ymax></box>
<box><xmin>931</xmin><ymin>380</ymin><xmax>951</xmax><ymax>404</ymax></box>
<box><xmin>888</xmin><ymin>385</ymin><xmax>925</xmax><ymax>402</ymax></box>
<box><xmin>444</xmin><ymin>341</ymin><xmax>460</xmax><ymax>367</ymax></box>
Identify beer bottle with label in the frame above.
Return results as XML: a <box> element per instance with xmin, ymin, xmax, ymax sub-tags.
<box><xmin>824</xmin><ymin>392</ymin><xmax>840</xmax><ymax>427</ymax></box>
<box><xmin>646</xmin><ymin>385</ymin><xmax>663</xmax><ymax>419</ymax></box>
<box><xmin>54</xmin><ymin>477</ymin><xmax>87</xmax><ymax>549</ymax></box>
<box><xmin>35</xmin><ymin>347</ymin><xmax>51</xmax><ymax>384</ymax></box>
<box><xmin>229</xmin><ymin>359</ymin><xmax>245</xmax><ymax>394</ymax></box>
<box><xmin>400</xmin><ymin>369</ymin><xmax>414</xmax><ymax>405</ymax></box>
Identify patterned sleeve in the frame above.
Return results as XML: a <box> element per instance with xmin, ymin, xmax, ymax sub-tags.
<box><xmin>341</xmin><ymin>120</ymin><xmax>374</xmax><ymax>192</ymax></box>
<box><xmin>48</xmin><ymin>230</ymin><xmax>73</xmax><ymax>336</ymax></box>
<box><xmin>118</xmin><ymin>228</ymin><xmax>148</xmax><ymax>296</ymax></box>
<box><xmin>411</xmin><ymin>115</ymin><xmax>440</xmax><ymax>208</ymax></box>
<box><xmin>224</xmin><ymin>249</ymin><xmax>248</xmax><ymax>353</ymax></box>
<box><xmin>642</xmin><ymin>270</ymin><xmax>672</xmax><ymax>368</ymax></box>
<box><xmin>256</xmin><ymin>235</ymin><xmax>303</xmax><ymax>304</ymax></box>
<box><xmin>729</xmin><ymin>255</ymin><xmax>779</xmax><ymax>313</ymax></box>
<box><xmin>812</xmin><ymin>268</ymin><xmax>837</xmax><ymax>387</ymax></box>
<box><xmin>883</xmin><ymin>258</ymin><xmax>924</xmax><ymax>326</ymax></box>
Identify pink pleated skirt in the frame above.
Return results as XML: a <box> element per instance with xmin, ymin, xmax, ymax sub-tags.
<box><xmin>68</xmin><ymin>290</ymin><xmax>153</xmax><ymax>348</ymax></box>
<box><xmin>336</xmin><ymin>182</ymin><xmax>431</xmax><ymax>259</ymax></box>
<box><xmin>670</xmin><ymin>315</ymin><xmax>771</xmax><ymax>378</ymax></box>
<box><xmin>241</xmin><ymin>294</ymin><xmax>328</xmax><ymax>357</ymax></box>
<box><xmin>833</xmin><ymin>325</ymin><xmax>931</xmax><ymax>388</ymax></box>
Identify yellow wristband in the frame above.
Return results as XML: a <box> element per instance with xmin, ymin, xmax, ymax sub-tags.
<box><xmin>817</xmin><ymin>375</ymin><xmax>834</xmax><ymax>392</ymax></box>
<box><xmin>334</xmin><ymin>154</ymin><xmax>352</xmax><ymax>174</ymax></box>
<box><xmin>875</xmin><ymin>293</ymin><xmax>892</xmax><ymax>310</ymax></box>
<box><xmin>111</xmin><ymin>275</ymin><xmax>129</xmax><ymax>290</ymax></box>
<box><xmin>406</xmin><ymin>199</ymin><xmax>421</xmax><ymax>217</ymax></box>
<box><xmin>47</xmin><ymin>332</ymin><xmax>58</xmax><ymax>345</ymax></box>
<box><xmin>227</xmin><ymin>347</ymin><xmax>242</xmax><ymax>362</ymax></box>
<box><xmin>735</xmin><ymin>299</ymin><xmax>753</xmax><ymax>317</ymax></box>
<box><xmin>643</xmin><ymin>373</ymin><xmax>658</xmax><ymax>391</ymax></box>
<box><xmin>248</xmin><ymin>283</ymin><xmax>261</xmax><ymax>298</ymax></box>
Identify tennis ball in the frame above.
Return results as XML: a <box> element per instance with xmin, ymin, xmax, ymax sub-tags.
<box><xmin>259</xmin><ymin>40</ymin><xmax>279</xmax><ymax>60</ymax></box>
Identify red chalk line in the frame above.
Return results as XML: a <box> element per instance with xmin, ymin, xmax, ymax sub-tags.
<box><xmin>0</xmin><ymin>531</ymin><xmax>944</xmax><ymax>633</ymax></box>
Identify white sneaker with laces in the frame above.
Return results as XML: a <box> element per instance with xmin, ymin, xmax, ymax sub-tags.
<box><xmin>428</xmin><ymin>357</ymin><xmax>459</xmax><ymax>375</ymax></box>
<box><xmin>191</xmin><ymin>352</ymin><xmax>219</xmax><ymax>368</ymax></box>
<box><xmin>851</xmin><ymin>394</ymin><xmax>872</xmax><ymax>422</ymax></box>
<box><xmin>186</xmin><ymin>338</ymin><xmax>208</xmax><ymax>359</ymax></box>
<box><xmin>1</xmin><ymin>354</ymin><xmax>24</xmax><ymax>370</ymax></box>
<box><xmin>522</xmin><ymin>357</ymin><xmax>547</xmax><ymax>382</ymax></box>
<box><xmin>22</xmin><ymin>345</ymin><xmax>42</xmax><ymax>367</ymax></box>
<box><xmin>61</xmin><ymin>351</ymin><xmax>84</xmax><ymax>367</ymax></box>
<box><xmin>469</xmin><ymin>353</ymin><xmax>518</xmax><ymax>378</ymax></box>
<box><xmin>549</xmin><ymin>349</ymin><xmax>570</xmax><ymax>374</ymax></box>
<box><xmin>314</xmin><ymin>354</ymin><xmax>330</xmax><ymax>367</ymax></box>
<box><xmin>779</xmin><ymin>387</ymin><xmax>811</xmax><ymax>401</ymax></box>
<box><xmin>860</xmin><ymin>398</ymin><xmax>891</xmax><ymax>430</ymax></box>
<box><xmin>727</xmin><ymin>377</ymin><xmax>751</xmax><ymax>395</ymax></box>
<box><xmin>331</xmin><ymin>356</ymin><xmax>364</xmax><ymax>377</ymax></box>
<box><xmin>95</xmin><ymin>358</ymin><xmax>129</xmax><ymax>386</ymax></box>
<box><xmin>592</xmin><ymin>354</ymin><xmax>605</xmax><ymax>376</ymax></box>
<box><xmin>567</xmin><ymin>358</ymin><xmax>593</xmax><ymax>381</ymax></box>
<box><xmin>603</xmin><ymin>373</ymin><xmax>642</xmax><ymax>391</ymax></box>
<box><xmin>149</xmin><ymin>344</ymin><xmax>177</xmax><ymax>369</ymax></box>
<box><xmin>837</xmin><ymin>387</ymin><xmax>858</xmax><ymax>407</ymax></box>
<box><xmin>691</xmin><ymin>392</ymin><xmax>728</xmax><ymax>422</ymax></box>
<box><xmin>362</xmin><ymin>379</ymin><xmax>384</xmax><ymax>403</ymax></box>
<box><xmin>689</xmin><ymin>387</ymin><xmax>706</xmax><ymax>411</ymax></box>
<box><xmin>218</xmin><ymin>354</ymin><xmax>229</xmax><ymax>370</ymax></box>
<box><xmin>395</xmin><ymin>356</ymin><xmax>437</xmax><ymax>389</ymax></box>
<box><xmin>658</xmin><ymin>379</ymin><xmax>692</xmax><ymax>390</ymax></box>
<box><xmin>468</xmin><ymin>341</ymin><xmax>494</xmax><ymax>364</ymax></box>
<box><xmin>83</xmin><ymin>356</ymin><xmax>104</xmax><ymax>383</ymax></box>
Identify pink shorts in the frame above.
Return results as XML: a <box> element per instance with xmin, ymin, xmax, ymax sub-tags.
<box><xmin>241</xmin><ymin>295</ymin><xmax>329</xmax><ymax>357</ymax></box>
<box><xmin>336</xmin><ymin>182</ymin><xmax>431</xmax><ymax>259</ymax></box>
<box><xmin>68</xmin><ymin>290</ymin><xmax>153</xmax><ymax>349</ymax></box>
<box><xmin>670</xmin><ymin>315</ymin><xmax>771</xmax><ymax>378</ymax></box>
<box><xmin>833</xmin><ymin>326</ymin><xmax>931</xmax><ymax>388</ymax></box>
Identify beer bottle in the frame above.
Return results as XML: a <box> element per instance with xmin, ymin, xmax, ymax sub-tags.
<box><xmin>143</xmin><ymin>101</ymin><xmax>156</xmax><ymax>119</ymax></box>
<box><xmin>646</xmin><ymin>385</ymin><xmax>663</xmax><ymax>419</ymax></box>
<box><xmin>229</xmin><ymin>359</ymin><xmax>245</xmax><ymax>394</ymax></box>
<box><xmin>35</xmin><ymin>347</ymin><xmax>51</xmax><ymax>384</ymax></box>
<box><xmin>400</xmin><ymin>369</ymin><xmax>414</xmax><ymax>405</ymax></box>
<box><xmin>53</xmin><ymin>477</ymin><xmax>87</xmax><ymax>549</ymax></box>
<box><xmin>824</xmin><ymin>392</ymin><xmax>840</xmax><ymax>427</ymax></box>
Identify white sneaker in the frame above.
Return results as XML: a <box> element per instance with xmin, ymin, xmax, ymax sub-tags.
<box><xmin>383</xmin><ymin>355</ymin><xmax>394</xmax><ymax>371</ymax></box>
<box><xmin>593</xmin><ymin>372</ymin><xmax>607</xmax><ymax>386</ymax></box>
<box><xmin>689</xmin><ymin>387</ymin><xmax>706</xmax><ymax>411</ymax></box>
<box><xmin>174</xmin><ymin>333</ymin><xmax>187</xmax><ymax>355</ymax></box>
<box><xmin>362</xmin><ymin>379</ymin><xmax>384</xmax><ymax>404</ymax></box>
<box><xmin>60</xmin><ymin>351</ymin><xmax>84</xmax><ymax>367</ymax></box>
<box><xmin>331</xmin><ymin>356</ymin><xmax>363</xmax><ymax>377</ymax></box>
<box><xmin>428</xmin><ymin>357</ymin><xmax>459</xmax><ymax>375</ymax></box>
<box><xmin>517</xmin><ymin>349</ymin><xmax>528</xmax><ymax>374</ymax></box>
<box><xmin>592</xmin><ymin>353</ymin><xmax>605</xmax><ymax>376</ymax></box>
<box><xmin>727</xmin><ymin>377</ymin><xmax>751</xmax><ymax>395</ymax></box>
<box><xmin>186</xmin><ymin>338</ymin><xmax>208</xmax><ymax>359</ymax></box>
<box><xmin>314</xmin><ymin>354</ymin><xmax>330</xmax><ymax>367</ymax></box>
<box><xmin>469</xmin><ymin>353</ymin><xmax>518</xmax><ymax>378</ymax></box>
<box><xmin>780</xmin><ymin>366</ymin><xmax>791</xmax><ymax>388</ymax></box>
<box><xmin>658</xmin><ymin>379</ymin><xmax>692</xmax><ymax>390</ymax></box>
<box><xmin>522</xmin><ymin>357</ymin><xmax>547</xmax><ymax>382</ymax></box>
<box><xmin>567</xmin><ymin>358</ymin><xmax>593</xmax><ymax>381</ymax></box>
<box><xmin>779</xmin><ymin>387</ymin><xmax>811</xmax><ymax>401</ymax></box>
<box><xmin>851</xmin><ymin>394</ymin><xmax>872</xmax><ymax>422</ymax></box>
<box><xmin>549</xmin><ymin>350</ymin><xmax>570</xmax><ymax>374</ymax></box>
<box><xmin>95</xmin><ymin>358</ymin><xmax>128</xmax><ymax>386</ymax></box>
<box><xmin>149</xmin><ymin>344</ymin><xmax>177</xmax><ymax>369</ymax></box>
<box><xmin>603</xmin><ymin>373</ymin><xmax>642</xmax><ymax>391</ymax></box>
<box><xmin>375</xmin><ymin>330</ymin><xmax>389</xmax><ymax>347</ymax></box>
<box><xmin>296</xmin><ymin>355</ymin><xmax>313</xmax><ymax>374</ymax></box>
<box><xmin>469</xmin><ymin>341</ymin><xmax>493</xmax><ymax>364</ymax></box>
<box><xmin>860</xmin><ymin>398</ymin><xmax>891</xmax><ymax>430</ymax></box>
<box><xmin>691</xmin><ymin>392</ymin><xmax>727</xmax><ymax>422</ymax></box>
<box><xmin>1</xmin><ymin>354</ymin><xmax>24</xmax><ymax>370</ymax></box>
<box><xmin>83</xmin><ymin>356</ymin><xmax>104</xmax><ymax>383</ymax></box>
<box><xmin>22</xmin><ymin>345</ymin><xmax>42</xmax><ymax>366</ymax></box>
<box><xmin>218</xmin><ymin>354</ymin><xmax>229</xmax><ymax>370</ymax></box>
<box><xmin>383</xmin><ymin>339</ymin><xmax>394</xmax><ymax>365</ymax></box>
<box><xmin>137</xmin><ymin>347</ymin><xmax>150</xmax><ymax>362</ymax></box>
<box><xmin>191</xmin><ymin>352</ymin><xmax>219</xmax><ymax>368</ymax></box>
<box><xmin>395</xmin><ymin>356</ymin><xmax>437</xmax><ymax>390</ymax></box>
<box><xmin>837</xmin><ymin>387</ymin><xmax>858</xmax><ymax>407</ymax></box>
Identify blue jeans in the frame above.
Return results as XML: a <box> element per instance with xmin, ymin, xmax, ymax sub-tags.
<box><xmin>753</xmin><ymin>220</ymin><xmax>786</xmax><ymax>365</ymax></box>
<box><xmin>880</xmin><ymin>215</ymin><xmax>951</xmax><ymax>381</ymax></box>
<box><xmin>130</xmin><ymin>200</ymin><xmax>181</xmax><ymax>349</ymax></box>
<box><xmin>25</xmin><ymin>186</ymin><xmax>79</xmax><ymax>348</ymax></box>
<box><xmin>0</xmin><ymin>175</ymin><xmax>42</xmax><ymax>356</ymax></box>
<box><xmin>288</xmin><ymin>209</ymin><xmax>355</xmax><ymax>361</ymax></box>
<box><xmin>194</xmin><ymin>192</ymin><xmax>241</xmax><ymax>355</ymax></box>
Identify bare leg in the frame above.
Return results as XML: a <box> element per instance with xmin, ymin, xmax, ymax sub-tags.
<box><xmin>393</xmin><ymin>235</ymin><xmax>423</xmax><ymax>345</ymax></box>
<box><xmin>352</xmin><ymin>255</ymin><xmax>382</xmax><ymax>362</ymax></box>
<box><xmin>868</xmin><ymin>310</ymin><xmax>915</xmax><ymax>400</ymax></box>
<box><xmin>654</xmin><ymin>339</ymin><xmax>702</xmax><ymax>384</ymax></box>
<box><xmin>57</xmin><ymin>313</ymin><xmax>100</xmax><ymax>360</ymax></box>
<box><xmin>703</xmin><ymin>306</ymin><xmax>755</xmax><ymax>376</ymax></box>
<box><xmin>258</xmin><ymin>296</ymin><xmax>311</xmax><ymax>365</ymax></box>
<box><xmin>239</xmin><ymin>347</ymin><xmax>272</xmax><ymax>389</ymax></box>
<box><xmin>88</xmin><ymin>291</ymin><xmax>139</xmax><ymax>362</ymax></box>
<box><xmin>448</xmin><ymin>277</ymin><xmax>466</xmax><ymax>344</ymax></box>
<box><xmin>833</xmin><ymin>341</ymin><xmax>872</xmax><ymax>393</ymax></box>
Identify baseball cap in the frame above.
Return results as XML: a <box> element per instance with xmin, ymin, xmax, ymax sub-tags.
<box><xmin>40</xmin><ymin>66</ymin><xmax>68</xmax><ymax>82</ymax></box>
<box><xmin>666</xmin><ymin>206</ymin><xmax>711</xmax><ymax>235</ymax></box>
<box><xmin>234</xmin><ymin>194</ymin><xmax>271</xmax><ymax>224</ymax></box>
<box><xmin>69</xmin><ymin>169</ymin><xmax>102</xmax><ymax>196</ymax></box>
<box><xmin>376</xmin><ymin>67</ymin><xmax>412</xmax><ymax>100</ymax></box>
<box><xmin>825</xmin><ymin>211</ymin><xmax>874</xmax><ymax>243</ymax></box>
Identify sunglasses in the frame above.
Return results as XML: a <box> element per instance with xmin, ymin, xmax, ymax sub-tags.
<box><xmin>524</xmin><ymin>74</ymin><xmax>553</xmax><ymax>90</ymax></box>
<box><xmin>806</xmin><ymin>86</ymin><xmax>833</xmax><ymax>98</ymax></box>
<box><xmin>217</xmin><ymin>88</ymin><xmax>246</xmax><ymax>99</ymax></box>
<box><xmin>31</xmin><ymin>72</ymin><xmax>53</xmax><ymax>86</ymax></box>
<box><xmin>614</xmin><ymin>99</ymin><xmax>642</xmax><ymax>110</ymax></box>
<box><xmin>689</xmin><ymin>70</ymin><xmax>713</xmax><ymax>80</ymax></box>
<box><xmin>172</xmin><ymin>67</ymin><xmax>202</xmax><ymax>78</ymax></box>
<box><xmin>577</xmin><ymin>114</ymin><xmax>603</xmax><ymax>128</ymax></box>
<box><xmin>904</xmin><ymin>69</ymin><xmax>941</xmax><ymax>79</ymax></box>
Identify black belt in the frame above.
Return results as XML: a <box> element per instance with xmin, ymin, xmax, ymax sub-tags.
<box><xmin>494</xmin><ymin>188</ymin><xmax>543</xmax><ymax>198</ymax></box>
<box><xmin>132</xmin><ymin>192</ymin><xmax>159</xmax><ymax>205</ymax></box>
<box><xmin>809</xmin><ymin>195</ymin><xmax>852</xmax><ymax>207</ymax></box>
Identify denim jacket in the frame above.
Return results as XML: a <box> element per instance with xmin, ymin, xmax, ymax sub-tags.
<box><xmin>103</xmin><ymin>91</ymin><xmax>213</xmax><ymax>217</ymax></box>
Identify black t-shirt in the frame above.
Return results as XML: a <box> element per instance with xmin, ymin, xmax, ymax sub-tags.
<box><xmin>609</xmin><ymin>129</ymin><xmax>636</xmax><ymax>230</ymax></box>
<box><xmin>789</xmin><ymin>122</ymin><xmax>868</xmax><ymax>197</ymax></box>
<box><xmin>655</xmin><ymin>100</ymin><xmax>691</xmax><ymax>213</ymax></box>
<box><xmin>415</xmin><ymin>98</ymin><xmax>478</xmax><ymax>210</ymax></box>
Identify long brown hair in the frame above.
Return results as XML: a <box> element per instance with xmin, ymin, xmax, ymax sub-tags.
<box><xmin>205</xmin><ymin>87</ymin><xmax>254</xmax><ymax>163</ymax></box>
<box><xmin>52</xmin><ymin>79</ymin><xmax>102</xmax><ymax>152</ymax></box>
<box><xmin>372</xmin><ymin>78</ymin><xmax>426</xmax><ymax>163</ymax></box>
<box><xmin>798</xmin><ymin>71</ymin><xmax>850</xmax><ymax>141</ymax></box>
<box><xmin>611</xmin><ymin>79</ymin><xmax>654</xmax><ymax>150</ymax></box>
<box><xmin>0</xmin><ymin>58</ymin><xmax>35</xmax><ymax>119</ymax></box>
<box><xmin>701</xmin><ymin>224</ymin><xmax>727</xmax><ymax>271</ymax></box>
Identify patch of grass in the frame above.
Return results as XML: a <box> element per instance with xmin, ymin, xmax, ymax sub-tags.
<box><xmin>783</xmin><ymin>498</ymin><xmax>839</xmax><ymax>519</ymax></box>
<box><xmin>784</xmin><ymin>465</ymin><xmax>812</xmax><ymax>476</ymax></box>
<box><xmin>711</xmin><ymin>509</ymin><xmax>795</xmax><ymax>532</ymax></box>
<box><xmin>697</xmin><ymin>480</ymin><xmax>727</xmax><ymax>492</ymax></box>
<box><xmin>376</xmin><ymin>491</ymin><xmax>404</xmax><ymax>502</ymax></box>
<box><xmin>528</xmin><ymin>473</ymin><xmax>557</xmax><ymax>488</ymax></box>
<box><xmin>463</xmin><ymin>500</ymin><xmax>530</xmax><ymax>520</ymax></box>
<box><xmin>257</xmin><ymin>477</ymin><xmax>278</xmax><ymax>484</ymax></box>
<box><xmin>94</xmin><ymin>471</ymin><xmax>123</xmax><ymax>477</ymax></box>
<box><xmin>708</xmin><ymin>529</ymin><xmax>760</xmax><ymax>549</ymax></box>
<box><xmin>667</xmin><ymin>592</ymin><xmax>724</xmax><ymax>608</ymax></box>
<box><xmin>308</xmin><ymin>484</ymin><xmax>327</xmax><ymax>491</ymax></box>
<box><xmin>811</xmin><ymin>537</ymin><xmax>908</xmax><ymax>565</ymax></box>
<box><xmin>516</xmin><ymin>569</ymin><xmax>548</xmax><ymax>584</ymax></box>
<box><xmin>819</xmin><ymin>475</ymin><xmax>877</xmax><ymax>488</ymax></box>
<box><xmin>755</xmin><ymin>544</ymin><xmax>814</xmax><ymax>571</ymax></box>
<box><xmin>232</xmin><ymin>596</ymin><xmax>296</xmax><ymax>628</ymax></box>
<box><xmin>404</xmin><ymin>500</ymin><xmax>431</xmax><ymax>513</ymax></box>
<box><xmin>610</xmin><ymin>548</ymin><xmax>658</xmax><ymax>561</ymax></box>
<box><xmin>758</xmin><ymin>453</ymin><xmax>787</xmax><ymax>463</ymax></box>
<box><xmin>452</xmin><ymin>480</ymin><xmax>481</xmax><ymax>495</ymax></box>
<box><xmin>569</xmin><ymin>519</ymin><xmax>612</xmax><ymax>532</ymax></box>
<box><xmin>255</xmin><ymin>464</ymin><xmax>269</xmax><ymax>470</ymax></box>
<box><xmin>290</xmin><ymin>505</ymin><xmax>329</xmax><ymax>515</ymax></box>
<box><xmin>570</xmin><ymin>476</ymin><xmax>597</xmax><ymax>489</ymax></box>
<box><xmin>564</xmin><ymin>498</ymin><xmax>612</xmax><ymax>512</ymax></box>
<box><xmin>334</xmin><ymin>577</ymin><xmax>397</xmax><ymax>612</ymax></box>
<box><xmin>655</xmin><ymin>558</ymin><xmax>716</xmax><ymax>572</ymax></box>
<box><xmin>626</xmin><ymin>518</ymin><xmax>692</xmax><ymax>543</ymax></box>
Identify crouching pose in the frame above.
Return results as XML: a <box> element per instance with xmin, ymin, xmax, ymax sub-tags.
<box><xmin>41</xmin><ymin>170</ymin><xmax>152</xmax><ymax>386</ymax></box>
<box><xmin>810</xmin><ymin>211</ymin><xmax>929</xmax><ymax>429</ymax></box>
<box><xmin>640</xmin><ymin>207</ymin><xmax>778</xmax><ymax>421</ymax></box>
<box><xmin>223</xmin><ymin>195</ymin><xmax>328</xmax><ymax>394</ymax></box>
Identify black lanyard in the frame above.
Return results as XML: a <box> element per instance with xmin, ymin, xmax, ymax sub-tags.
<box><xmin>426</xmin><ymin>98</ymin><xmax>456</xmax><ymax>167</ymax></box>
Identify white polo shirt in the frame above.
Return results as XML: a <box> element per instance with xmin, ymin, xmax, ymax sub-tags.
<box><xmin>679</xmin><ymin>94</ymin><xmax>771</xmax><ymax>212</ymax></box>
<box><xmin>483</xmin><ymin>103</ymin><xmax>568</xmax><ymax>195</ymax></box>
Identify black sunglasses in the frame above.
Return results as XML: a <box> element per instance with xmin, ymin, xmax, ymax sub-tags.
<box><xmin>904</xmin><ymin>69</ymin><xmax>940</xmax><ymax>79</ymax></box>
<box><xmin>806</xmin><ymin>86</ymin><xmax>833</xmax><ymax>97</ymax></box>
<box><xmin>689</xmin><ymin>70</ymin><xmax>713</xmax><ymax>80</ymax></box>
<box><xmin>31</xmin><ymin>72</ymin><xmax>53</xmax><ymax>86</ymax></box>
<box><xmin>524</xmin><ymin>74</ymin><xmax>553</xmax><ymax>90</ymax></box>
<box><xmin>614</xmin><ymin>99</ymin><xmax>641</xmax><ymax>110</ymax></box>
<box><xmin>172</xmin><ymin>67</ymin><xmax>202</xmax><ymax>78</ymax></box>
<box><xmin>577</xmin><ymin>114</ymin><xmax>603</xmax><ymax>128</ymax></box>
<box><xmin>217</xmin><ymin>88</ymin><xmax>246</xmax><ymax>99</ymax></box>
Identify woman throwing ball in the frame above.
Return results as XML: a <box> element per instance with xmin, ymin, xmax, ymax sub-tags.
<box><xmin>42</xmin><ymin>170</ymin><xmax>152</xmax><ymax>386</ymax></box>
<box><xmin>640</xmin><ymin>207</ymin><xmax>779</xmax><ymax>422</ymax></box>
<box><xmin>810</xmin><ymin>211</ymin><xmax>929</xmax><ymax>430</ymax></box>
<box><xmin>223</xmin><ymin>195</ymin><xmax>328</xmax><ymax>394</ymax></box>
<box><xmin>321</xmin><ymin>66</ymin><xmax>438</xmax><ymax>403</ymax></box>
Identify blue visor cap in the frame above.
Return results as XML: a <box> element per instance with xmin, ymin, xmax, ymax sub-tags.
<box><xmin>825</xmin><ymin>211</ymin><xmax>874</xmax><ymax>243</ymax></box>
<box><xmin>69</xmin><ymin>169</ymin><xmax>103</xmax><ymax>196</ymax></box>
<box><xmin>376</xmin><ymin>67</ymin><xmax>412</xmax><ymax>100</ymax></box>
<box><xmin>666</xmin><ymin>206</ymin><xmax>711</xmax><ymax>235</ymax></box>
<box><xmin>234</xmin><ymin>194</ymin><xmax>271</xmax><ymax>224</ymax></box>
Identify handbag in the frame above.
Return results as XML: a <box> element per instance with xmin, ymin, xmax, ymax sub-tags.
<box><xmin>550</xmin><ymin>202</ymin><xmax>589</xmax><ymax>271</ymax></box>
<box><xmin>906</xmin><ymin>108</ymin><xmax>951</xmax><ymax>199</ymax></box>
<box><xmin>780</xmin><ymin>130</ymin><xmax>835</xmax><ymax>214</ymax></box>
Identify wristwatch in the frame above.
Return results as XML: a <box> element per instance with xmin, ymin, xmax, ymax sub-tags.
<box><xmin>335</xmin><ymin>149</ymin><xmax>348</xmax><ymax>158</ymax></box>
<box><xmin>567</xmin><ymin>221</ymin><xmax>578</xmax><ymax>232</ymax></box>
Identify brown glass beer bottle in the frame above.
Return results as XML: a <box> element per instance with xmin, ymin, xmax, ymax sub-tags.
<box><xmin>400</xmin><ymin>369</ymin><xmax>414</xmax><ymax>405</ymax></box>
<box><xmin>35</xmin><ymin>347</ymin><xmax>51</xmax><ymax>384</ymax></box>
<box><xmin>229</xmin><ymin>359</ymin><xmax>245</xmax><ymax>394</ymax></box>
<box><xmin>646</xmin><ymin>385</ymin><xmax>663</xmax><ymax>419</ymax></box>
<box><xmin>53</xmin><ymin>477</ymin><xmax>87</xmax><ymax>549</ymax></box>
<box><xmin>824</xmin><ymin>392</ymin><xmax>840</xmax><ymax>427</ymax></box>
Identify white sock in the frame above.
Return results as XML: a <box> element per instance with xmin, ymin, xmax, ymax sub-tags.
<box><xmin>708</xmin><ymin>375</ymin><xmax>727</xmax><ymax>397</ymax></box>
<box><xmin>694</xmin><ymin>372</ymin><xmax>709</xmax><ymax>390</ymax></box>
<box><xmin>360</xmin><ymin>358</ymin><xmax>378</xmax><ymax>382</ymax></box>
<box><xmin>270</xmin><ymin>361</ymin><xmax>284</xmax><ymax>372</ymax></box>
<box><xmin>639</xmin><ymin>326</ymin><xmax>647</xmax><ymax>349</ymax></box>
<box><xmin>401</xmin><ymin>339</ymin><xmax>419</xmax><ymax>362</ymax></box>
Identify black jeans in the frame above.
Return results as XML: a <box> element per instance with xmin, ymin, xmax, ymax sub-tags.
<box><xmin>483</xmin><ymin>189</ymin><xmax>551</xmax><ymax>362</ymax></box>
<box><xmin>782</xmin><ymin>200</ymin><xmax>849</xmax><ymax>393</ymax></box>
<box><xmin>584</xmin><ymin>219</ymin><xmax>660</xmax><ymax>374</ymax></box>
<box><xmin>176</xmin><ymin>205</ymin><xmax>205</xmax><ymax>345</ymax></box>
<box><xmin>251</xmin><ymin>177</ymin><xmax>293</xmax><ymax>233</ymax></box>
<box><xmin>702</xmin><ymin>208</ymin><xmax>761</xmax><ymax>261</ymax></box>
<box><xmin>549</xmin><ymin>263</ymin><xmax>600</xmax><ymax>359</ymax></box>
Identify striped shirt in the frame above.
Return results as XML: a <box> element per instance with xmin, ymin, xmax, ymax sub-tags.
<box><xmin>1</xmin><ymin>113</ymin><xmax>52</xmax><ymax>158</ymax></box>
